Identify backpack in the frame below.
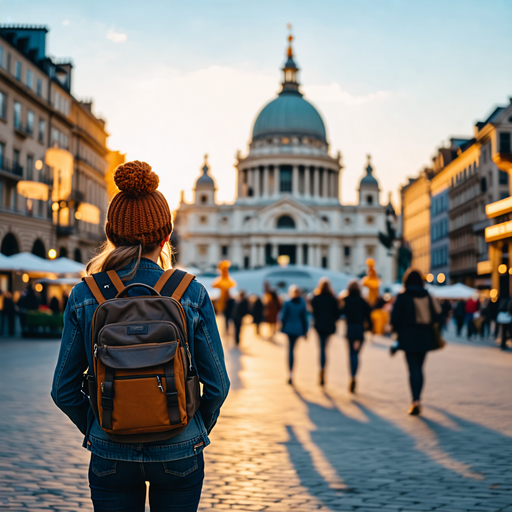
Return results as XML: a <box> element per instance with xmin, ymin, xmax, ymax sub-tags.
<box><xmin>83</xmin><ymin>268</ymin><xmax>200</xmax><ymax>444</ymax></box>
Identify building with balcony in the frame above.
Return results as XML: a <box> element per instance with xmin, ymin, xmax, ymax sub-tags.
<box><xmin>174</xmin><ymin>38</ymin><xmax>393</xmax><ymax>282</ymax></box>
<box><xmin>0</xmin><ymin>25</ymin><xmax>121</xmax><ymax>271</ymax></box>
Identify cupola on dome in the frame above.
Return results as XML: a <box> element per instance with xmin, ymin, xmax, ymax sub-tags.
<box><xmin>251</xmin><ymin>34</ymin><xmax>327</xmax><ymax>144</ymax></box>
<box><xmin>194</xmin><ymin>154</ymin><xmax>216</xmax><ymax>190</ymax></box>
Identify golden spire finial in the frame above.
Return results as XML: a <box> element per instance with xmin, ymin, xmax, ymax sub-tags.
<box><xmin>287</xmin><ymin>24</ymin><xmax>293</xmax><ymax>58</ymax></box>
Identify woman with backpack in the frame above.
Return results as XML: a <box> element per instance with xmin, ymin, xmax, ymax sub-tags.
<box><xmin>51</xmin><ymin>161</ymin><xmax>230</xmax><ymax>512</ymax></box>
<box><xmin>339</xmin><ymin>280</ymin><xmax>372</xmax><ymax>393</ymax></box>
<box><xmin>280</xmin><ymin>285</ymin><xmax>309</xmax><ymax>385</ymax></box>
<box><xmin>310</xmin><ymin>278</ymin><xmax>340</xmax><ymax>386</ymax></box>
<box><xmin>390</xmin><ymin>268</ymin><xmax>441</xmax><ymax>416</ymax></box>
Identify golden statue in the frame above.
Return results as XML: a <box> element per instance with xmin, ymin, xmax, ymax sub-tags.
<box><xmin>212</xmin><ymin>260</ymin><xmax>237</xmax><ymax>313</ymax></box>
<box><xmin>362</xmin><ymin>258</ymin><xmax>379</xmax><ymax>306</ymax></box>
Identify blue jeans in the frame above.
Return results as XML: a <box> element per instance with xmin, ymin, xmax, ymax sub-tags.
<box><xmin>288</xmin><ymin>335</ymin><xmax>299</xmax><ymax>371</ymax></box>
<box><xmin>89</xmin><ymin>452</ymin><xmax>204</xmax><ymax>512</ymax></box>
<box><xmin>405</xmin><ymin>351</ymin><xmax>427</xmax><ymax>402</ymax></box>
<box><xmin>318</xmin><ymin>334</ymin><xmax>330</xmax><ymax>370</ymax></box>
<box><xmin>347</xmin><ymin>338</ymin><xmax>363</xmax><ymax>378</ymax></box>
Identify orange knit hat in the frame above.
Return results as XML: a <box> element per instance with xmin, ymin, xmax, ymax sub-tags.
<box><xmin>105</xmin><ymin>160</ymin><xmax>173</xmax><ymax>247</ymax></box>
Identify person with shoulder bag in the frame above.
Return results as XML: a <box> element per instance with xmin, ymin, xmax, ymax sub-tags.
<box><xmin>390</xmin><ymin>268</ymin><xmax>442</xmax><ymax>416</ymax></box>
<box><xmin>280</xmin><ymin>285</ymin><xmax>309</xmax><ymax>385</ymax></box>
<box><xmin>51</xmin><ymin>161</ymin><xmax>230</xmax><ymax>512</ymax></box>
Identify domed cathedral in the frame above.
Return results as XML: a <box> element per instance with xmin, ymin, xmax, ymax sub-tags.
<box><xmin>175</xmin><ymin>35</ymin><xmax>393</xmax><ymax>282</ymax></box>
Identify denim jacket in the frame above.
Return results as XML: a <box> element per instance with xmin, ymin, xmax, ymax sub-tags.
<box><xmin>51</xmin><ymin>258</ymin><xmax>230</xmax><ymax>462</ymax></box>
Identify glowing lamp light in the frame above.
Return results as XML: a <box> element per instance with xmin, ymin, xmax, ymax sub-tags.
<box><xmin>383</xmin><ymin>292</ymin><xmax>391</xmax><ymax>301</ymax></box>
<box><xmin>35</xmin><ymin>159</ymin><xmax>43</xmax><ymax>171</ymax></box>
<box><xmin>75</xmin><ymin>211</ymin><xmax>82</xmax><ymax>220</ymax></box>
<box><xmin>52</xmin><ymin>202</ymin><xmax>60</xmax><ymax>212</ymax></box>
<box><xmin>76</xmin><ymin>202</ymin><xmax>100</xmax><ymax>224</ymax></box>
<box><xmin>490</xmin><ymin>289</ymin><xmax>498</xmax><ymax>299</ymax></box>
<box><xmin>426</xmin><ymin>273</ymin><xmax>434</xmax><ymax>283</ymax></box>
<box><xmin>17</xmin><ymin>181</ymin><xmax>49</xmax><ymax>201</ymax></box>
<box><xmin>437</xmin><ymin>273</ymin><xmax>446</xmax><ymax>284</ymax></box>
<box><xmin>498</xmin><ymin>264</ymin><xmax>507</xmax><ymax>274</ymax></box>
<box><xmin>277</xmin><ymin>255</ymin><xmax>290</xmax><ymax>266</ymax></box>
<box><xmin>509</xmin><ymin>268</ymin><xmax>512</xmax><ymax>275</ymax></box>
<box><xmin>22</xmin><ymin>273</ymin><xmax>29</xmax><ymax>283</ymax></box>
<box><xmin>35</xmin><ymin>283</ymin><xmax>43</xmax><ymax>293</ymax></box>
<box><xmin>48</xmin><ymin>249</ymin><xmax>57</xmax><ymax>259</ymax></box>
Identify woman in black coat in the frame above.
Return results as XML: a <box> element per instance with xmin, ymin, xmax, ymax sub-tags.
<box><xmin>340</xmin><ymin>280</ymin><xmax>372</xmax><ymax>393</ymax></box>
<box><xmin>391</xmin><ymin>268</ymin><xmax>441</xmax><ymax>415</ymax></box>
<box><xmin>311</xmin><ymin>278</ymin><xmax>340</xmax><ymax>386</ymax></box>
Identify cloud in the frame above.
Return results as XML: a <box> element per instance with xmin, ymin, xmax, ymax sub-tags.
<box><xmin>106</xmin><ymin>29</ymin><xmax>127</xmax><ymax>43</ymax></box>
<box><xmin>62</xmin><ymin>20</ymin><xmax>69</xmax><ymax>26</ymax></box>
<box><xmin>304</xmin><ymin>82</ymin><xmax>390</xmax><ymax>105</ymax></box>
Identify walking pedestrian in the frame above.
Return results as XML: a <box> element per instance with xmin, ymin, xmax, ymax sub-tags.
<box><xmin>251</xmin><ymin>295</ymin><xmax>264</xmax><ymax>336</ymax></box>
<box><xmin>51</xmin><ymin>161</ymin><xmax>229</xmax><ymax>511</ymax></box>
<box><xmin>223</xmin><ymin>294</ymin><xmax>235</xmax><ymax>334</ymax></box>
<box><xmin>264</xmin><ymin>289</ymin><xmax>281</xmax><ymax>341</ymax></box>
<box><xmin>465</xmin><ymin>296</ymin><xmax>479</xmax><ymax>340</ymax></box>
<box><xmin>0</xmin><ymin>291</ymin><xmax>15</xmax><ymax>336</ymax></box>
<box><xmin>439</xmin><ymin>300</ymin><xmax>451</xmax><ymax>334</ymax></box>
<box><xmin>17</xmin><ymin>284</ymin><xmax>39</xmax><ymax>333</ymax></box>
<box><xmin>339</xmin><ymin>280</ymin><xmax>372</xmax><ymax>393</ymax></box>
<box><xmin>453</xmin><ymin>299</ymin><xmax>465</xmax><ymax>337</ymax></box>
<box><xmin>280</xmin><ymin>285</ymin><xmax>308</xmax><ymax>385</ymax></box>
<box><xmin>310</xmin><ymin>278</ymin><xmax>340</xmax><ymax>386</ymax></box>
<box><xmin>49</xmin><ymin>296</ymin><xmax>60</xmax><ymax>315</ymax></box>
<box><xmin>232</xmin><ymin>290</ymin><xmax>250</xmax><ymax>346</ymax></box>
<box><xmin>496</xmin><ymin>297</ymin><xmax>512</xmax><ymax>351</ymax></box>
<box><xmin>390</xmin><ymin>268</ymin><xmax>441</xmax><ymax>415</ymax></box>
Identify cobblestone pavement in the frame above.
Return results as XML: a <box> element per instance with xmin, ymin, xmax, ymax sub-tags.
<box><xmin>0</xmin><ymin>320</ymin><xmax>511</xmax><ymax>511</ymax></box>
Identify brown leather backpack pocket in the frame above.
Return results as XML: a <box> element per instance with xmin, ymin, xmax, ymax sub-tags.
<box><xmin>111</xmin><ymin>373</ymin><xmax>171</xmax><ymax>431</ymax></box>
<box><xmin>97</xmin><ymin>341</ymin><xmax>178</xmax><ymax>369</ymax></box>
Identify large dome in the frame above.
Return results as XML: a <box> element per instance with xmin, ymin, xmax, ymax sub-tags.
<box><xmin>252</xmin><ymin>91</ymin><xmax>327</xmax><ymax>143</ymax></box>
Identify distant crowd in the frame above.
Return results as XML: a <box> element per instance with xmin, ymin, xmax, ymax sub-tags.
<box><xmin>0</xmin><ymin>285</ymin><xmax>67</xmax><ymax>336</ymax></box>
<box><xmin>219</xmin><ymin>269</ymin><xmax>510</xmax><ymax>416</ymax></box>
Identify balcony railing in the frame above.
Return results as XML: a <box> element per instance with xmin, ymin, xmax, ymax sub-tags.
<box><xmin>14</xmin><ymin>122</ymin><xmax>33</xmax><ymax>137</ymax></box>
<box><xmin>0</xmin><ymin>157</ymin><xmax>23</xmax><ymax>178</ymax></box>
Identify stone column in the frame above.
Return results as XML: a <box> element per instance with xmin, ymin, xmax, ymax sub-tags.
<box><xmin>253</xmin><ymin>168</ymin><xmax>260</xmax><ymax>197</ymax></box>
<box><xmin>274</xmin><ymin>165</ymin><xmax>280</xmax><ymax>196</ymax></box>
<box><xmin>263</xmin><ymin>167</ymin><xmax>269</xmax><ymax>197</ymax></box>
<box><xmin>329</xmin><ymin>242</ymin><xmax>339</xmax><ymax>271</ymax></box>
<box><xmin>250</xmin><ymin>244</ymin><xmax>258</xmax><ymax>269</ymax></box>
<box><xmin>272</xmin><ymin>243</ymin><xmax>278</xmax><ymax>261</ymax></box>
<box><xmin>237</xmin><ymin>168</ymin><xmax>243</xmax><ymax>198</ymax></box>
<box><xmin>334</xmin><ymin>171</ymin><xmax>340</xmax><ymax>200</ymax></box>
<box><xmin>259</xmin><ymin>244</ymin><xmax>265</xmax><ymax>266</ymax></box>
<box><xmin>322</xmin><ymin>170</ymin><xmax>329</xmax><ymax>198</ymax></box>
<box><xmin>305</xmin><ymin>167</ymin><xmax>311</xmax><ymax>197</ymax></box>
<box><xmin>296</xmin><ymin>243</ymin><xmax>303</xmax><ymax>265</ymax></box>
<box><xmin>313</xmin><ymin>168</ymin><xmax>319</xmax><ymax>198</ymax></box>
<box><xmin>307</xmin><ymin>244</ymin><xmax>314</xmax><ymax>267</ymax></box>
<box><xmin>247</xmin><ymin>168</ymin><xmax>254</xmax><ymax>196</ymax></box>
<box><xmin>232</xmin><ymin>240</ymin><xmax>243</xmax><ymax>268</ymax></box>
<box><xmin>292</xmin><ymin>165</ymin><xmax>299</xmax><ymax>195</ymax></box>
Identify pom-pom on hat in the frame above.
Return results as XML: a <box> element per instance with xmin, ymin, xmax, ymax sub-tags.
<box><xmin>105</xmin><ymin>160</ymin><xmax>172</xmax><ymax>247</ymax></box>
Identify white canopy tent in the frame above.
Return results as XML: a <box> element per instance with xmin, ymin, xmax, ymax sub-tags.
<box><xmin>428</xmin><ymin>283</ymin><xmax>478</xmax><ymax>300</ymax></box>
<box><xmin>0</xmin><ymin>253</ymin><xmax>85</xmax><ymax>275</ymax></box>
<box><xmin>196</xmin><ymin>264</ymin><xmax>356</xmax><ymax>298</ymax></box>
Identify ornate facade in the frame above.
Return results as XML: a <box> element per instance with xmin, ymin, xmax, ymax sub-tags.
<box><xmin>175</xmin><ymin>38</ymin><xmax>393</xmax><ymax>282</ymax></box>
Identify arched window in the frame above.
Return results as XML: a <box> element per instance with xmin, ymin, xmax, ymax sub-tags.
<box><xmin>200</xmin><ymin>195</ymin><xmax>208</xmax><ymax>204</ymax></box>
<box><xmin>32</xmin><ymin>239</ymin><xmax>46</xmax><ymax>259</ymax></box>
<box><xmin>59</xmin><ymin>247</ymin><xmax>68</xmax><ymax>258</ymax></box>
<box><xmin>277</xmin><ymin>215</ymin><xmax>296</xmax><ymax>229</ymax></box>
<box><xmin>1</xmin><ymin>233</ymin><xmax>19</xmax><ymax>256</ymax></box>
<box><xmin>74</xmin><ymin>248</ymin><xmax>82</xmax><ymax>263</ymax></box>
<box><xmin>367</xmin><ymin>195</ymin><xmax>373</xmax><ymax>204</ymax></box>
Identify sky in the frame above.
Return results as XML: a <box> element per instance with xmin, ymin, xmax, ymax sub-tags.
<box><xmin>2</xmin><ymin>0</ymin><xmax>512</xmax><ymax>209</ymax></box>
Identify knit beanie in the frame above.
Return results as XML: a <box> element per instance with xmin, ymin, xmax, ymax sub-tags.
<box><xmin>105</xmin><ymin>160</ymin><xmax>173</xmax><ymax>247</ymax></box>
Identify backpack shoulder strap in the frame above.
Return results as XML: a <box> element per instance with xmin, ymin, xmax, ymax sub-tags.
<box><xmin>83</xmin><ymin>270</ymin><xmax>125</xmax><ymax>304</ymax></box>
<box><xmin>154</xmin><ymin>269</ymin><xmax>195</xmax><ymax>301</ymax></box>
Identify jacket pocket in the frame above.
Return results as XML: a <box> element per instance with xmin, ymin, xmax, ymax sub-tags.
<box><xmin>162</xmin><ymin>455</ymin><xmax>198</xmax><ymax>477</ymax></box>
<box><xmin>91</xmin><ymin>454</ymin><xmax>117</xmax><ymax>477</ymax></box>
